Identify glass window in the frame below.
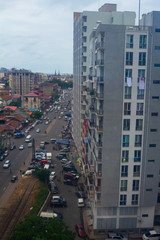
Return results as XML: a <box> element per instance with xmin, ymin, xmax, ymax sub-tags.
<box><xmin>139</xmin><ymin>35</ymin><xmax>147</xmax><ymax>49</ymax></box>
<box><xmin>123</xmin><ymin>119</ymin><xmax>130</xmax><ymax>131</ymax></box>
<box><xmin>126</xmin><ymin>35</ymin><xmax>133</xmax><ymax>48</ymax></box>
<box><xmin>134</xmin><ymin>150</ymin><xmax>141</xmax><ymax>162</ymax></box>
<box><xmin>123</xmin><ymin>135</ymin><xmax>130</xmax><ymax>147</ymax></box>
<box><xmin>120</xmin><ymin>180</ymin><xmax>128</xmax><ymax>191</ymax></box>
<box><xmin>132</xmin><ymin>180</ymin><xmax>139</xmax><ymax>191</ymax></box>
<box><xmin>137</xmin><ymin>87</ymin><xmax>144</xmax><ymax>99</ymax></box>
<box><xmin>135</xmin><ymin>135</ymin><xmax>142</xmax><ymax>147</ymax></box>
<box><xmin>151</xmin><ymin>112</ymin><xmax>158</xmax><ymax>116</ymax></box>
<box><xmin>126</xmin><ymin>52</ymin><xmax>133</xmax><ymax>65</ymax></box>
<box><xmin>121</xmin><ymin>166</ymin><xmax>128</xmax><ymax>177</ymax></box>
<box><xmin>125</xmin><ymin>86</ymin><xmax>132</xmax><ymax>99</ymax></box>
<box><xmin>139</xmin><ymin>52</ymin><xmax>146</xmax><ymax>66</ymax></box>
<box><xmin>120</xmin><ymin>195</ymin><xmax>127</xmax><ymax>205</ymax></box>
<box><xmin>138</xmin><ymin>69</ymin><xmax>145</xmax><ymax>82</ymax></box>
<box><xmin>136</xmin><ymin>103</ymin><xmax>143</xmax><ymax>115</ymax></box>
<box><xmin>132</xmin><ymin>194</ymin><xmax>138</xmax><ymax>205</ymax></box>
<box><xmin>133</xmin><ymin>165</ymin><xmax>140</xmax><ymax>177</ymax></box>
<box><xmin>125</xmin><ymin>69</ymin><xmax>132</xmax><ymax>82</ymax></box>
<box><xmin>122</xmin><ymin>150</ymin><xmax>129</xmax><ymax>162</ymax></box>
<box><xmin>135</xmin><ymin>119</ymin><xmax>143</xmax><ymax>131</ymax></box>
<box><xmin>153</xmin><ymin>80</ymin><xmax>160</xmax><ymax>84</ymax></box>
<box><xmin>124</xmin><ymin>102</ymin><xmax>131</xmax><ymax>115</ymax></box>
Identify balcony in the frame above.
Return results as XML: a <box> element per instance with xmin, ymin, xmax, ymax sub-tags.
<box><xmin>96</xmin><ymin>92</ymin><xmax>104</xmax><ymax>98</ymax></box>
<box><xmin>95</xmin><ymin>141</ymin><xmax>103</xmax><ymax>147</ymax></box>
<box><xmin>96</xmin><ymin>109</ymin><xmax>103</xmax><ymax>115</ymax></box>
<box><xmin>90</xmin><ymin>122</ymin><xmax>96</xmax><ymax>128</ymax></box>
<box><xmin>96</xmin><ymin>154</ymin><xmax>102</xmax><ymax>162</ymax></box>
<box><xmin>96</xmin><ymin>124</ymin><xmax>103</xmax><ymax>132</ymax></box>
<box><xmin>96</xmin><ymin>171</ymin><xmax>102</xmax><ymax>178</ymax></box>
<box><xmin>97</xmin><ymin>77</ymin><xmax>104</xmax><ymax>83</ymax></box>
<box><xmin>95</xmin><ymin>185</ymin><xmax>101</xmax><ymax>192</ymax></box>
<box><xmin>90</xmin><ymin>90</ymin><xmax>96</xmax><ymax>97</ymax></box>
<box><xmin>95</xmin><ymin>41</ymin><xmax>104</xmax><ymax>50</ymax></box>
<box><xmin>95</xmin><ymin>59</ymin><xmax>104</xmax><ymax>66</ymax></box>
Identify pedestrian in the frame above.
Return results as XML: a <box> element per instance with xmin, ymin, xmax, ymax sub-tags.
<box><xmin>24</xmin><ymin>162</ymin><xmax>25</xmax><ymax>165</ymax></box>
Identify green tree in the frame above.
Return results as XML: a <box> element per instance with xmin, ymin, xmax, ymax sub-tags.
<box><xmin>32</xmin><ymin>111</ymin><xmax>43</xmax><ymax>119</ymax></box>
<box><xmin>34</xmin><ymin>168</ymin><xmax>50</xmax><ymax>183</ymax></box>
<box><xmin>9</xmin><ymin>215</ymin><xmax>76</xmax><ymax>240</ymax></box>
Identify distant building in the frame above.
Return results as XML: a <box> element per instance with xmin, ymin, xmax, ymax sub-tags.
<box><xmin>22</xmin><ymin>91</ymin><xmax>44</xmax><ymax>110</ymax></box>
<box><xmin>9</xmin><ymin>69</ymin><xmax>34</xmax><ymax>95</ymax></box>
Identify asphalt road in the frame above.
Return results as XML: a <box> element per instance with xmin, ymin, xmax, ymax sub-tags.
<box><xmin>0</xmin><ymin>102</ymin><xmax>84</xmax><ymax>239</ymax></box>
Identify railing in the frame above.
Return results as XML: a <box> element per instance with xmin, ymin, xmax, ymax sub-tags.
<box><xmin>96</xmin><ymin>92</ymin><xmax>104</xmax><ymax>98</ymax></box>
<box><xmin>97</xmin><ymin>77</ymin><xmax>104</xmax><ymax>82</ymax></box>
<box><xmin>96</xmin><ymin>109</ymin><xmax>104</xmax><ymax>115</ymax></box>
<box><xmin>95</xmin><ymin>59</ymin><xmax>104</xmax><ymax>65</ymax></box>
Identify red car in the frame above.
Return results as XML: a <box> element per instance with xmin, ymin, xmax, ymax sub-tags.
<box><xmin>75</xmin><ymin>224</ymin><xmax>87</xmax><ymax>238</ymax></box>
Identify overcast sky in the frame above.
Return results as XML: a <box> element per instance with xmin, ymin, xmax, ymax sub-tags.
<box><xmin>0</xmin><ymin>0</ymin><xmax>159</xmax><ymax>74</ymax></box>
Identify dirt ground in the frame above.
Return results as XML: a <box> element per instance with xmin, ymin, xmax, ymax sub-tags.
<box><xmin>0</xmin><ymin>176</ymin><xmax>41</xmax><ymax>240</ymax></box>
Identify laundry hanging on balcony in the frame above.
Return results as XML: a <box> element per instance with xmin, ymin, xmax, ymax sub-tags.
<box><xmin>139</xmin><ymin>77</ymin><xmax>145</xmax><ymax>90</ymax></box>
<box><xmin>127</xmin><ymin>77</ymin><xmax>132</xmax><ymax>87</ymax></box>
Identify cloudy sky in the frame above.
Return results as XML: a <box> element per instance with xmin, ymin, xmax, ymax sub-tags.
<box><xmin>0</xmin><ymin>0</ymin><xmax>159</xmax><ymax>74</ymax></box>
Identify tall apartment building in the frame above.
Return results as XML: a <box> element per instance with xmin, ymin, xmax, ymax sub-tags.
<box><xmin>81</xmin><ymin>11</ymin><xmax>160</xmax><ymax>234</ymax></box>
<box><xmin>73</xmin><ymin>4</ymin><xmax>136</xmax><ymax>155</ymax></box>
<box><xmin>9</xmin><ymin>69</ymin><xmax>34</xmax><ymax>95</ymax></box>
<box><xmin>73</xmin><ymin>4</ymin><xmax>160</xmax><ymax>235</ymax></box>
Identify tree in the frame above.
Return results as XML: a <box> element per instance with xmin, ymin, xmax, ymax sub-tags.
<box><xmin>9</xmin><ymin>215</ymin><xmax>76</xmax><ymax>240</ymax></box>
<box><xmin>34</xmin><ymin>168</ymin><xmax>50</xmax><ymax>183</ymax></box>
<box><xmin>32</xmin><ymin>111</ymin><xmax>43</xmax><ymax>119</ymax></box>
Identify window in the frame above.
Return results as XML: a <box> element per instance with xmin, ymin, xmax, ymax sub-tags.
<box><xmin>150</xmin><ymin>129</ymin><xmax>157</xmax><ymax>132</ymax></box>
<box><xmin>138</xmin><ymin>69</ymin><xmax>145</xmax><ymax>81</ymax></box>
<box><xmin>146</xmin><ymin>189</ymin><xmax>152</xmax><ymax>191</ymax></box>
<box><xmin>136</xmin><ymin>103</ymin><xmax>143</xmax><ymax>115</ymax></box>
<box><xmin>121</xmin><ymin>166</ymin><xmax>128</xmax><ymax>177</ymax></box>
<box><xmin>132</xmin><ymin>180</ymin><xmax>139</xmax><ymax>191</ymax></box>
<box><xmin>137</xmin><ymin>87</ymin><xmax>144</xmax><ymax>99</ymax></box>
<box><xmin>126</xmin><ymin>52</ymin><xmax>133</xmax><ymax>65</ymax></box>
<box><xmin>82</xmin><ymin>15</ymin><xmax>87</xmax><ymax>22</ymax></box>
<box><xmin>122</xmin><ymin>150</ymin><xmax>129</xmax><ymax>162</ymax></box>
<box><xmin>132</xmin><ymin>194</ymin><xmax>138</xmax><ymax>205</ymax></box>
<box><xmin>123</xmin><ymin>135</ymin><xmax>130</xmax><ymax>147</ymax></box>
<box><xmin>149</xmin><ymin>144</ymin><xmax>156</xmax><ymax>147</ymax></box>
<box><xmin>133</xmin><ymin>165</ymin><xmax>140</xmax><ymax>177</ymax></box>
<box><xmin>152</xmin><ymin>96</ymin><xmax>159</xmax><ymax>99</ymax></box>
<box><xmin>124</xmin><ymin>102</ymin><xmax>131</xmax><ymax>115</ymax></box>
<box><xmin>155</xmin><ymin>46</ymin><xmax>160</xmax><ymax>50</ymax></box>
<box><xmin>135</xmin><ymin>119</ymin><xmax>143</xmax><ymax>131</ymax></box>
<box><xmin>155</xmin><ymin>28</ymin><xmax>160</xmax><ymax>32</ymax></box>
<box><xmin>125</xmin><ymin>86</ymin><xmax>132</xmax><ymax>99</ymax></box>
<box><xmin>139</xmin><ymin>52</ymin><xmax>146</xmax><ymax>66</ymax></box>
<box><xmin>120</xmin><ymin>195</ymin><xmax>127</xmax><ymax>205</ymax></box>
<box><xmin>126</xmin><ymin>35</ymin><xmax>133</xmax><ymax>48</ymax></box>
<box><xmin>147</xmin><ymin>174</ymin><xmax>154</xmax><ymax>178</ymax></box>
<box><xmin>142</xmin><ymin>214</ymin><xmax>148</xmax><ymax>217</ymax></box>
<box><xmin>151</xmin><ymin>112</ymin><xmax>158</xmax><ymax>116</ymax></box>
<box><xmin>134</xmin><ymin>150</ymin><xmax>141</xmax><ymax>162</ymax></box>
<box><xmin>123</xmin><ymin>119</ymin><xmax>130</xmax><ymax>131</ymax></box>
<box><xmin>139</xmin><ymin>35</ymin><xmax>147</xmax><ymax>49</ymax></box>
<box><xmin>125</xmin><ymin>69</ymin><xmax>132</xmax><ymax>82</ymax></box>
<box><xmin>153</xmin><ymin>80</ymin><xmax>160</xmax><ymax>84</ymax></box>
<box><xmin>148</xmin><ymin>160</ymin><xmax>155</xmax><ymax>162</ymax></box>
<box><xmin>154</xmin><ymin>64</ymin><xmax>160</xmax><ymax>67</ymax></box>
<box><xmin>135</xmin><ymin>135</ymin><xmax>142</xmax><ymax>147</ymax></box>
<box><xmin>120</xmin><ymin>180</ymin><xmax>128</xmax><ymax>191</ymax></box>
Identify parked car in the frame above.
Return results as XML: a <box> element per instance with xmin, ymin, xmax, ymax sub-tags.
<box><xmin>60</xmin><ymin>148</ymin><xmax>70</xmax><ymax>152</ymax></box>
<box><xmin>108</xmin><ymin>233</ymin><xmax>128</xmax><ymax>240</ymax></box>
<box><xmin>50</xmin><ymin>196</ymin><xmax>67</xmax><ymax>207</ymax></box>
<box><xmin>10</xmin><ymin>144</ymin><xmax>16</xmax><ymax>150</ymax></box>
<box><xmin>49</xmin><ymin>171</ymin><xmax>56</xmax><ymax>181</ymax></box>
<box><xmin>78</xmin><ymin>198</ymin><xmax>85</xmax><ymax>208</ymax></box>
<box><xmin>11</xmin><ymin>175</ymin><xmax>18</xmax><ymax>183</ymax></box>
<box><xmin>49</xmin><ymin>182</ymin><xmax>58</xmax><ymax>194</ymax></box>
<box><xmin>64</xmin><ymin>172</ymin><xmax>79</xmax><ymax>182</ymax></box>
<box><xmin>75</xmin><ymin>191</ymin><xmax>86</xmax><ymax>199</ymax></box>
<box><xmin>75</xmin><ymin>224</ymin><xmax>87</xmax><ymax>238</ymax></box>
<box><xmin>4</xmin><ymin>150</ymin><xmax>9</xmax><ymax>157</ymax></box>
<box><xmin>3</xmin><ymin>160</ymin><xmax>11</xmax><ymax>169</ymax></box>
<box><xmin>0</xmin><ymin>155</ymin><xmax>4</xmax><ymax>161</ymax></box>
<box><xmin>36</xmin><ymin>128</ymin><xmax>40</xmax><ymax>133</ymax></box>
<box><xmin>50</xmin><ymin>138</ymin><xmax>56</xmax><ymax>143</ymax></box>
<box><xmin>19</xmin><ymin>145</ymin><xmax>24</xmax><ymax>150</ymax></box>
<box><xmin>28</xmin><ymin>142</ymin><xmax>32</xmax><ymax>148</ymax></box>
<box><xmin>63</xmin><ymin>179</ymin><xmax>77</xmax><ymax>186</ymax></box>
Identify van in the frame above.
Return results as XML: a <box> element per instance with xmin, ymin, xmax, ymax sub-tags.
<box><xmin>25</xmin><ymin>135</ymin><xmax>32</xmax><ymax>142</ymax></box>
<box><xmin>44</xmin><ymin>164</ymin><xmax>50</xmax><ymax>170</ymax></box>
<box><xmin>78</xmin><ymin>198</ymin><xmax>84</xmax><ymax>207</ymax></box>
<box><xmin>142</xmin><ymin>230</ymin><xmax>160</xmax><ymax>240</ymax></box>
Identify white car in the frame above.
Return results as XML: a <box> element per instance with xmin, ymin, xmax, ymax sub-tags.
<box><xmin>36</xmin><ymin>128</ymin><xmax>40</xmax><ymax>133</ymax></box>
<box><xmin>3</xmin><ymin>160</ymin><xmax>11</xmax><ymax>169</ymax></box>
<box><xmin>19</xmin><ymin>145</ymin><xmax>24</xmax><ymax>150</ymax></box>
<box><xmin>45</xmin><ymin>121</ymin><xmax>49</xmax><ymax>125</ymax></box>
<box><xmin>49</xmin><ymin>171</ymin><xmax>56</xmax><ymax>181</ymax></box>
<box><xmin>108</xmin><ymin>233</ymin><xmax>128</xmax><ymax>240</ymax></box>
<box><xmin>28</xmin><ymin>143</ymin><xmax>32</xmax><ymax>148</ymax></box>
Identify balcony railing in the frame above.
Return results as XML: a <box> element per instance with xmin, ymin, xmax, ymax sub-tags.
<box><xmin>95</xmin><ymin>59</ymin><xmax>104</xmax><ymax>65</ymax></box>
<box><xmin>96</xmin><ymin>92</ymin><xmax>104</xmax><ymax>98</ymax></box>
<box><xmin>97</xmin><ymin>77</ymin><xmax>104</xmax><ymax>82</ymax></box>
<box><xmin>95</xmin><ymin>41</ymin><xmax>104</xmax><ymax>49</ymax></box>
<box><xmin>96</xmin><ymin>109</ymin><xmax>104</xmax><ymax>115</ymax></box>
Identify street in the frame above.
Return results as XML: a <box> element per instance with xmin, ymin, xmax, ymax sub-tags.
<box><xmin>0</xmin><ymin>104</ymin><xmax>85</xmax><ymax>240</ymax></box>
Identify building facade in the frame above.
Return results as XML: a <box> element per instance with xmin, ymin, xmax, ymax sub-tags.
<box><xmin>83</xmin><ymin>11</ymin><xmax>160</xmax><ymax>233</ymax></box>
<box><xmin>9</xmin><ymin>69</ymin><xmax>34</xmax><ymax>95</ymax></box>
<box><xmin>73</xmin><ymin>4</ymin><xmax>136</xmax><ymax>156</ymax></box>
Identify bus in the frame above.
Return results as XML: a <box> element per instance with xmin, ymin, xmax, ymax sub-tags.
<box><xmin>25</xmin><ymin>135</ymin><xmax>32</xmax><ymax>142</ymax></box>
